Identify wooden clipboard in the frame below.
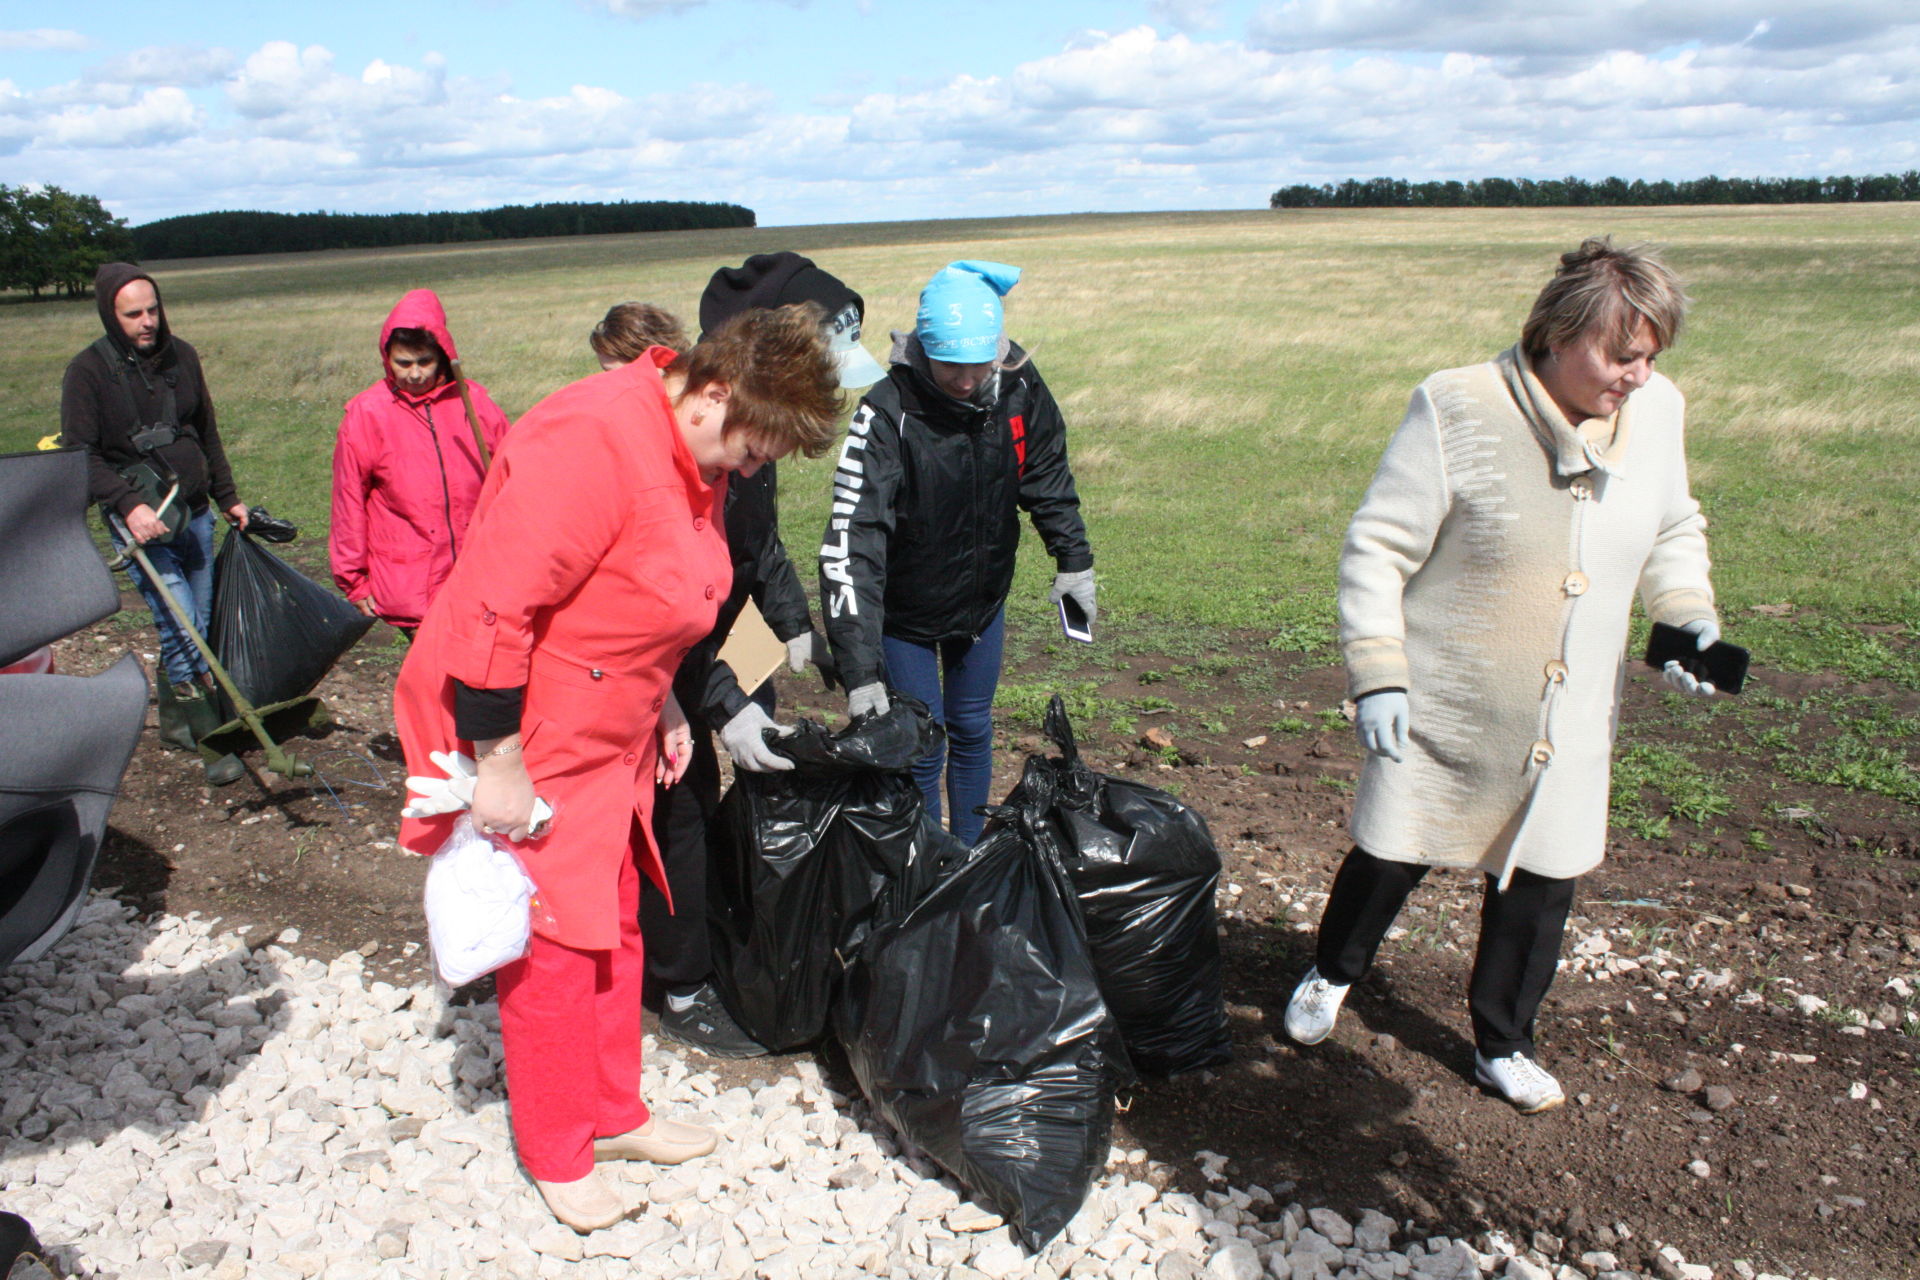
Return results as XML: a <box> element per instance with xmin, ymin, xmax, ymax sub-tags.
<box><xmin>715</xmin><ymin>599</ymin><xmax>786</xmax><ymax>695</ymax></box>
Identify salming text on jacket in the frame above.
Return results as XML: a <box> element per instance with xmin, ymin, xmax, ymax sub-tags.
<box><xmin>59</xmin><ymin>263</ymin><xmax>239</xmax><ymax>519</ymax></box>
<box><xmin>819</xmin><ymin>333</ymin><xmax>1091</xmax><ymax>692</ymax></box>
<box><xmin>329</xmin><ymin>290</ymin><xmax>511</xmax><ymax>628</ymax></box>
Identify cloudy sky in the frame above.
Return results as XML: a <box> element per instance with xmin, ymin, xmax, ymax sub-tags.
<box><xmin>3</xmin><ymin>1</ymin><xmax>1917</xmax><ymax>228</ymax></box>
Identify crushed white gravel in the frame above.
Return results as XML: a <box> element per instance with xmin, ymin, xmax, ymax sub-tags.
<box><xmin>2</xmin><ymin>896</ymin><xmax>1795</xmax><ymax>1280</ymax></box>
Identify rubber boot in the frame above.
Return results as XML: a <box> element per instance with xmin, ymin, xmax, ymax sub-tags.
<box><xmin>154</xmin><ymin>680</ymin><xmax>198</xmax><ymax>751</ymax></box>
<box><xmin>182</xmin><ymin>682</ymin><xmax>246</xmax><ymax>787</ymax></box>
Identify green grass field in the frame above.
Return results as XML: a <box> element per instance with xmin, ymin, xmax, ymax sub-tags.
<box><xmin>5</xmin><ymin>205</ymin><xmax>1915</xmax><ymax>683</ymax></box>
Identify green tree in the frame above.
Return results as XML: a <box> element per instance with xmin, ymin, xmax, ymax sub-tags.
<box><xmin>0</xmin><ymin>184</ymin><xmax>135</xmax><ymax>299</ymax></box>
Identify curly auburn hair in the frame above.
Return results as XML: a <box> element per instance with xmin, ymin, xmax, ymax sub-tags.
<box><xmin>589</xmin><ymin>302</ymin><xmax>689</xmax><ymax>363</ymax></box>
<box><xmin>1521</xmin><ymin>236</ymin><xmax>1689</xmax><ymax>359</ymax></box>
<box><xmin>667</xmin><ymin>303</ymin><xmax>844</xmax><ymax>459</ymax></box>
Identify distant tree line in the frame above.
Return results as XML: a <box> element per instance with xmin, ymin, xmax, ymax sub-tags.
<box><xmin>131</xmin><ymin>199</ymin><xmax>758</xmax><ymax>260</ymax></box>
<box><xmin>1270</xmin><ymin>173</ymin><xmax>1920</xmax><ymax>209</ymax></box>
<box><xmin>0</xmin><ymin>184</ymin><xmax>136</xmax><ymax>299</ymax></box>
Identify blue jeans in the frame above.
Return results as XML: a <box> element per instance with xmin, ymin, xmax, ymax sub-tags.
<box><xmin>112</xmin><ymin>506</ymin><xmax>216</xmax><ymax>687</ymax></box>
<box><xmin>882</xmin><ymin>609</ymin><xmax>1005</xmax><ymax>844</ymax></box>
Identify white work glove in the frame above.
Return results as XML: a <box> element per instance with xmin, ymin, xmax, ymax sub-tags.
<box><xmin>1661</xmin><ymin>619</ymin><xmax>1722</xmax><ymax>697</ymax></box>
<box><xmin>720</xmin><ymin>702</ymin><xmax>797</xmax><ymax>773</ymax></box>
<box><xmin>403</xmin><ymin>749</ymin><xmax>552</xmax><ymax>837</ymax></box>
<box><xmin>786</xmin><ymin>629</ymin><xmax>842</xmax><ymax>690</ymax></box>
<box><xmin>1355</xmin><ymin>691</ymin><xmax>1410</xmax><ymax>763</ymax></box>
<box><xmin>847</xmin><ymin>682</ymin><xmax>890</xmax><ymax>721</ymax></box>
<box><xmin>1050</xmin><ymin>568</ymin><xmax>1097</xmax><ymax>625</ymax></box>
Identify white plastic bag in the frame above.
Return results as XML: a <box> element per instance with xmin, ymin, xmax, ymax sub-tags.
<box><xmin>423</xmin><ymin>814</ymin><xmax>537</xmax><ymax>987</ymax></box>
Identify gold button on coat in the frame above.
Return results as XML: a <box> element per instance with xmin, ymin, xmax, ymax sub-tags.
<box><xmin>1530</xmin><ymin>739</ymin><xmax>1555</xmax><ymax>764</ymax></box>
<box><xmin>1544</xmin><ymin>659</ymin><xmax>1569</xmax><ymax>684</ymax></box>
<box><xmin>1570</xmin><ymin>477</ymin><xmax>1593</xmax><ymax>500</ymax></box>
<box><xmin>1562</xmin><ymin>571</ymin><xmax>1590</xmax><ymax>596</ymax></box>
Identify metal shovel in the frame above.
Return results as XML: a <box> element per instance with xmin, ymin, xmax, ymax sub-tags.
<box><xmin>108</xmin><ymin>506</ymin><xmax>314</xmax><ymax>779</ymax></box>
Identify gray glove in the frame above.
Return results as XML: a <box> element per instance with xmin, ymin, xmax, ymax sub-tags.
<box><xmin>1355</xmin><ymin>690</ymin><xmax>1410</xmax><ymax>763</ymax></box>
<box><xmin>1661</xmin><ymin>618</ymin><xmax>1722</xmax><ymax>697</ymax></box>
<box><xmin>1050</xmin><ymin>568</ymin><xmax>1097</xmax><ymax>625</ymax></box>
<box><xmin>719</xmin><ymin>703</ymin><xmax>796</xmax><ymax>773</ymax></box>
<box><xmin>847</xmin><ymin>682</ymin><xmax>890</xmax><ymax>721</ymax></box>
<box><xmin>786</xmin><ymin>628</ymin><xmax>842</xmax><ymax>690</ymax></box>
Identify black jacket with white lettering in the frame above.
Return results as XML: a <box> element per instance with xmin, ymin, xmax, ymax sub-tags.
<box><xmin>818</xmin><ymin>333</ymin><xmax>1092</xmax><ymax>693</ymax></box>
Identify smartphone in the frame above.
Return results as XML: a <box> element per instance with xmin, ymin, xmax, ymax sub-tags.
<box><xmin>1645</xmin><ymin>622</ymin><xmax>1748</xmax><ymax>694</ymax></box>
<box><xmin>1058</xmin><ymin>594</ymin><xmax>1094</xmax><ymax>644</ymax></box>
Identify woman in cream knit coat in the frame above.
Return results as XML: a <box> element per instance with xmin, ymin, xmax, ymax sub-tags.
<box><xmin>1283</xmin><ymin>238</ymin><xmax>1725</xmax><ymax>1113</ymax></box>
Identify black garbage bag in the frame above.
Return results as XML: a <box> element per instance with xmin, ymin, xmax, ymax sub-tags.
<box><xmin>208</xmin><ymin>527</ymin><xmax>373</xmax><ymax>714</ymax></box>
<box><xmin>835</xmin><ymin>793</ymin><xmax>1131</xmax><ymax>1252</ymax></box>
<box><xmin>707</xmin><ymin>696</ymin><xmax>964</xmax><ymax>1052</ymax></box>
<box><xmin>999</xmin><ymin>695</ymin><xmax>1232</xmax><ymax>1077</ymax></box>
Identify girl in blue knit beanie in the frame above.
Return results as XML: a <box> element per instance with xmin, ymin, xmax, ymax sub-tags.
<box><xmin>817</xmin><ymin>260</ymin><xmax>1097</xmax><ymax>843</ymax></box>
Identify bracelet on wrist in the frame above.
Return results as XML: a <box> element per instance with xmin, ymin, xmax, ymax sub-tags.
<box><xmin>480</xmin><ymin>738</ymin><xmax>522</xmax><ymax>761</ymax></box>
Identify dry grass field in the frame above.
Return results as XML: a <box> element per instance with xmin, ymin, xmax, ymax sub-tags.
<box><xmin>5</xmin><ymin>204</ymin><xmax>1916</xmax><ymax>676</ymax></box>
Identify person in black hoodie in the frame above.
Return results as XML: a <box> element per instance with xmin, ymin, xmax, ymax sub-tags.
<box><xmin>819</xmin><ymin>260</ymin><xmax>1094</xmax><ymax>845</ymax></box>
<box><xmin>628</xmin><ymin>253</ymin><xmax>879</xmax><ymax>1057</ymax></box>
<box><xmin>60</xmin><ymin>263</ymin><xmax>250</xmax><ymax>785</ymax></box>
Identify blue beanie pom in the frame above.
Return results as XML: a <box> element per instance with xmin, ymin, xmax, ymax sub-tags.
<box><xmin>915</xmin><ymin>260</ymin><xmax>1021</xmax><ymax>362</ymax></box>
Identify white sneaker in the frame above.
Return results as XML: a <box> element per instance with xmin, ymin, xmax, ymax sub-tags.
<box><xmin>1474</xmin><ymin>1051</ymin><xmax>1566</xmax><ymax>1114</ymax></box>
<box><xmin>1282</xmin><ymin>966</ymin><xmax>1350</xmax><ymax>1045</ymax></box>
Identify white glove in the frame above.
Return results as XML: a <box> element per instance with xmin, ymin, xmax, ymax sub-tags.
<box><xmin>1355</xmin><ymin>691</ymin><xmax>1410</xmax><ymax>763</ymax></box>
<box><xmin>720</xmin><ymin>702</ymin><xmax>796</xmax><ymax>773</ymax></box>
<box><xmin>847</xmin><ymin>682</ymin><xmax>890</xmax><ymax>721</ymax></box>
<box><xmin>1661</xmin><ymin>618</ymin><xmax>1722</xmax><ymax>697</ymax></box>
<box><xmin>1050</xmin><ymin>568</ymin><xmax>1097</xmax><ymax>625</ymax></box>
<box><xmin>403</xmin><ymin>749</ymin><xmax>552</xmax><ymax>837</ymax></box>
<box><xmin>786</xmin><ymin>629</ymin><xmax>842</xmax><ymax>689</ymax></box>
<box><xmin>403</xmin><ymin>749</ymin><xmax>479</xmax><ymax>817</ymax></box>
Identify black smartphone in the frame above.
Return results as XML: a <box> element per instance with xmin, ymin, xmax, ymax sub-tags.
<box><xmin>1645</xmin><ymin>622</ymin><xmax>1748</xmax><ymax>694</ymax></box>
<box><xmin>1058</xmin><ymin>594</ymin><xmax>1094</xmax><ymax>644</ymax></box>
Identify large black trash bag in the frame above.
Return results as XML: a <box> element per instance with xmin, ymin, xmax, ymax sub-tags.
<box><xmin>999</xmin><ymin>694</ymin><xmax>1232</xmax><ymax>1077</ymax></box>
<box><xmin>208</xmin><ymin>527</ymin><xmax>373</xmax><ymax>713</ymax></box>
<box><xmin>835</xmin><ymin>793</ymin><xmax>1132</xmax><ymax>1252</ymax></box>
<box><xmin>707</xmin><ymin>696</ymin><xmax>964</xmax><ymax>1052</ymax></box>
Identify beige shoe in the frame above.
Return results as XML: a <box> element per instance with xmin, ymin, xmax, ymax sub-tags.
<box><xmin>592</xmin><ymin>1116</ymin><xmax>718</xmax><ymax>1165</ymax></box>
<box><xmin>534</xmin><ymin>1169</ymin><xmax>625</xmax><ymax>1232</ymax></box>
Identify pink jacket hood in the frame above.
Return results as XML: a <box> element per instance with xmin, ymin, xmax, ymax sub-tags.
<box><xmin>380</xmin><ymin>288</ymin><xmax>461</xmax><ymax>371</ymax></box>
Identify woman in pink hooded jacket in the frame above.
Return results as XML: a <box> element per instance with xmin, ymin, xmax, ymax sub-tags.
<box><xmin>330</xmin><ymin>289</ymin><xmax>511</xmax><ymax>632</ymax></box>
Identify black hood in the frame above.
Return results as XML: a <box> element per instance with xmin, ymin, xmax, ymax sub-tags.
<box><xmin>699</xmin><ymin>251</ymin><xmax>863</xmax><ymax>338</ymax></box>
<box><xmin>93</xmin><ymin>262</ymin><xmax>169</xmax><ymax>360</ymax></box>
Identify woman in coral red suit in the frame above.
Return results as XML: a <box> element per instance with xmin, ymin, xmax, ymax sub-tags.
<box><xmin>392</xmin><ymin>306</ymin><xmax>843</xmax><ymax>1231</ymax></box>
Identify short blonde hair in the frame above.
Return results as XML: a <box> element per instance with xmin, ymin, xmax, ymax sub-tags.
<box><xmin>1521</xmin><ymin>237</ymin><xmax>1689</xmax><ymax>359</ymax></box>
<box><xmin>667</xmin><ymin>303</ymin><xmax>844</xmax><ymax>460</ymax></box>
<box><xmin>590</xmin><ymin>302</ymin><xmax>689</xmax><ymax>364</ymax></box>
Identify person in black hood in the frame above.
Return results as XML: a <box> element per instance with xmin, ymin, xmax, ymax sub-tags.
<box><xmin>819</xmin><ymin>260</ymin><xmax>1094</xmax><ymax>845</ymax></box>
<box><xmin>60</xmin><ymin>262</ymin><xmax>251</xmax><ymax>785</ymax></box>
<box><xmin>599</xmin><ymin>253</ymin><xmax>878</xmax><ymax>1058</ymax></box>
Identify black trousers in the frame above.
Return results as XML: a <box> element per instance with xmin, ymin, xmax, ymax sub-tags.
<box><xmin>1314</xmin><ymin>846</ymin><xmax>1576</xmax><ymax>1058</ymax></box>
<box><xmin>640</xmin><ymin>723</ymin><xmax>722</xmax><ymax>995</ymax></box>
<box><xmin>639</xmin><ymin>683</ymin><xmax>778</xmax><ymax>996</ymax></box>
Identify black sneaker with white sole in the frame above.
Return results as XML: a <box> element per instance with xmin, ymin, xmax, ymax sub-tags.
<box><xmin>658</xmin><ymin>983</ymin><xmax>769</xmax><ymax>1058</ymax></box>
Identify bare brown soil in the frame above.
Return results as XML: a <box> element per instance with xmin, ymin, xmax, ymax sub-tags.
<box><xmin>52</xmin><ymin>588</ymin><xmax>1920</xmax><ymax>1280</ymax></box>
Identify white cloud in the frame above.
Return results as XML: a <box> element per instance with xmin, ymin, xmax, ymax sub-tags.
<box><xmin>42</xmin><ymin>87</ymin><xmax>200</xmax><ymax>149</ymax></box>
<box><xmin>5</xmin><ymin>23</ymin><xmax>1920</xmax><ymax>229</ymax></box>
<box><xmin>1247</xmin><ymin>0</ymin><xmax>1920</xmax><ymax>64</ymax></box>
<box><xmin>0</xmin><ymin>29</ymin><xmax>89</xmax><ymax>52</ymax></box>
<box><xmin>88</xmin><ymin>46</ymin><xmax>237</xmax><ymax>88</ymax></box>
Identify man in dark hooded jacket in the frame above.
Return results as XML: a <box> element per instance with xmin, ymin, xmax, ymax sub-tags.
<box><xmin>61</xmin><ymin>262</ymin><xmax>250</xmax><ymax>784</ymax></box>
<box><xmin>644</xmin><ymin>251</ymin><xmax>881</xmax><ymax>1056</ymax></box>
